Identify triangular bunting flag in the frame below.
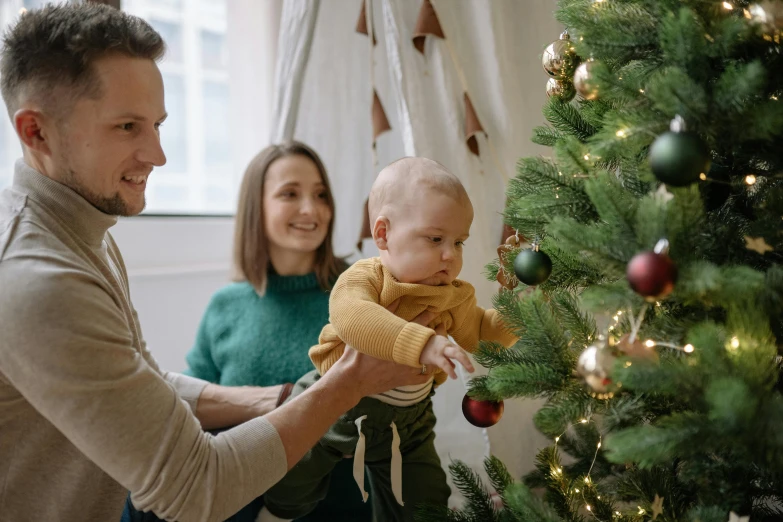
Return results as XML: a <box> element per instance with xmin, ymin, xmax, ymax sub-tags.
<box><xmin>412</xmin><ymin>0</ymin><xmax>444</xmax><ymax>54</ymax></box>
<box><xmin>356</xmin><ymin>0</ymin><xmax>377</xmax><ymax>46</ymax></box>
<box><xmin>464</xmin><ymin>92</ymin><xmax>485</xmax><ymax>156</ymax></box>
<box><xmin>372</xmin><ymin>90</ymin><xmax>392</xmax><ymax>146</ymax></box>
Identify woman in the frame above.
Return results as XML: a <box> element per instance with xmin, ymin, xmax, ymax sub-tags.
<box><xmin>124</xmin><ymin>142</ymin><xmax>371</xmax><ymax>522</ymax></box>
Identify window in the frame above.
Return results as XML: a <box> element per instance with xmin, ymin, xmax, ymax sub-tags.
<box><xmin>0</xmin><ymin>0</ymin><xmax>277</xmax><ymax>215</ymax></box>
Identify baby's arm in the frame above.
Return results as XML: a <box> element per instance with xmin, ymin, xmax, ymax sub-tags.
<box><xmin>329</xmin><ymin>263</ymin><xmax>434</xmax><ymax>368</ymax></box>
<box><xmin>449</xmin><ymin>296</ymin><xmax>518</xmax><ymax>352</ymax></box>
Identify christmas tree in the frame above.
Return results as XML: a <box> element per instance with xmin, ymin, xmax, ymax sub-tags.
<box><xmin>420</xmin><ymin>1</ymin><xmax>783</xmax><ymax>521</ymax></box>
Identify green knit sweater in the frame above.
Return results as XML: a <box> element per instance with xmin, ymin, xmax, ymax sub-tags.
<box><xmin>185</xmin><ymin>273</ymin><xmax>329</xmax><ymax>387</ymax></box>
<box><xmin>184</xmin><ymin>272</ymin><xmax>371</xmax><ymax>522</ymax></box>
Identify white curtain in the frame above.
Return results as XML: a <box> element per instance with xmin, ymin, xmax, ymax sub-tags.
<box><xmin>271</xmin><ymin>0</ymin><xmax>562</xmax><ymax>502</ymax></box>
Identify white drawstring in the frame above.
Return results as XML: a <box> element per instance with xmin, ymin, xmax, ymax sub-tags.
<box><xmin>353</xmin><ymin>415</ymin><xmax>370</xmax><ymax>503</ymax></box>
<box><xmin>352</xmin><ymin>417</ymin><xmax>406</xmax><ymax>506</ymax></box>
<box><xmin>390</xmin><ymin>420</ymin><xmax>404</xmax><ymax>506</ymax></box>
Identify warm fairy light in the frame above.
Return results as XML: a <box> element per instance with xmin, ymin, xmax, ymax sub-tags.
<box><xmin>624</xmin><ymin>361</ymin><xmax>632</xmax><ymax>367</ymax></box>
<box><xmin>772</xmin><ymin>95</ymin><xmax>779</xmax><ymax>100</ymax></box>
<box><xmin>616</xmin><ymin>512</ymin><xmax>622</xmax><ymax>516</ymax></box>
<box><xmin>645</xmin><ymin>339</ymin><xmax>655</xmax><ymax>348</ymax></box>
<box><xmin>585</xmin><ymin>477</ymin><xmax>590</xmax><ymax>483</ymax></box>
<box><xmin>555</xmin><ymin>436</ymin><xmax>560</xmax><ymax>442</ymax></box>
<box><xmin>616</xmin><ymin>129</ymin><xmax>628</xmax><ymax>138</ymax></box>
<box><xmin>639</xmin><ymin>89</ymin><xmax>645</xmax><ymax>93</ymax></box>
<box><xmin>745</xmin><ymin>174</ymin><xmax>757</xmax><ymax>185</ymax></box>
<box><xmin>638</xmin><ymin>506</ymin><xmax>646</xmax><ymax>515</ymax></box>
<box><xmin>558</xmin><ymin>467</ymin><xmax>563</xmax><ymax>473</ymax></box>
<box><xmin>586</xmin><ymin>505</ymin><xmax>592</xmax><ymax>511</ymax></box>
<box><xmin>584</xmin><ymin>154</ymin><xmax>591</xmax><ymax>160</ymax></box>
<box><xmin>580</xmin><ymin>418</ymin><xmax>588</xmax><ymax>424</ymax></box>
<box><xmin>699</xmin><ymin>173</ymin><xmax>708</xmax><ymax>180</ymax></box>
<box><xmin>684</xmin><ymin>344</ymin><xmax>695</xmax><ymax>353</ymax></box>
<box><xmin>559</xmin><ymin>171</ymin><xmax>563</xmax><ymax>176</ymax></box>
<box><xmin>655</xmin><ymin>301</ymin><xmax>661</xmax><ymax>307</ymax></box>
<box><xmin>597</xmin><ymin>442</ymin><xmax>602</xmax><ymax>448</ymax></box>
<box><xmin>575</xmin><ymin>488</ymin><xmax>580</xmax><ymax>493</ymax></box>
<box><xmin>722</xmin><ymin>1</ymin><xmax>733</xmax><ymax>9</ymax></box>
<box><xmin>617</xmin><ymin>311</ymin><xmax>623</xmax><ymax>315</ymax></box>
<box><xmin>731</xmin><ymin>337</ymin><xmax>740</xmax><ymax>349</ymax></box>
<box><xmin>597</xmin><ymin>496</ymin><xmax>601</xmax><ymax>499</ymax></box>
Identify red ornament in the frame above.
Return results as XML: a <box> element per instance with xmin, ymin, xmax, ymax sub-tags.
<box><xmin>626</xmin><ymin>251</ymin><xmax>677</xmax><ymax>300</ymax></box>
<box><xmin>462</xmin><ymin>394</ymin><xmax>504</xmax><ymax>428</ymax></box>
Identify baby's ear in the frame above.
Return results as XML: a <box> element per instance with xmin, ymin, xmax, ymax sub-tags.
<box><xmin>373</xmin><ymin>216</ymin><xmax>390</xmax><ymax>250</ymax></box>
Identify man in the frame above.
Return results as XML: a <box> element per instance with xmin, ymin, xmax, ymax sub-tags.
<box><xmin>0</xmin><ymin>4</ymin><xmax>431</xmax><ymax>521</ymax></box>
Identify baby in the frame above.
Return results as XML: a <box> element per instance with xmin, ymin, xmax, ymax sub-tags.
<box><xmin>259</xmin><ymin>157</ymin><xmax>517</xmax><ymax>522</ymax></box>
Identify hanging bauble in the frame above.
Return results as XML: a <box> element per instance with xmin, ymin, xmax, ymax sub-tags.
<box><xmin>514</xmin><ymin>244</ymin><xmax>552</xmax><ymax>286</ymax></box>
<box><xmin>648</xmin><ymin>115</ymin><xmax>710</xmax><ymax>187</ymax></box>
<box><xmin>577</xmin><ymin>338</ymin><xmax>617</xmax><ymax>393</ymax></box>
<box><xmin>573</xmin><ymin>59</ymin><xmax>600</xmax><ymax>100</ymax></box>
<box><xmin>626</xmin><ymin>239</ymin><xmax>678</xmax><ymax>300</ymax></box>
<box><xmin>542</xmin><ymin>31</ymin><xmax>578</xmax><ymax>79</ymax></box>
<box><xmin>462</xmin><ymin>394</ymin><xmax>504</xmax><ymax>428</ymax></box>
<box><xmin>747</xmin><ymin>2</ymin><xmax>783</xmax><ymax>37</ymax></box>
<box><xmin>546</xmin><ymin>77</ymin><xmax>576</xmax><ymax>102</ymax></box>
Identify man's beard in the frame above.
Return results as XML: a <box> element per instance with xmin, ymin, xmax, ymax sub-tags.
<box><xmin>59</xmin><ymin>166</ymin><xmax>145</xmax><ymax>217</ymax></box>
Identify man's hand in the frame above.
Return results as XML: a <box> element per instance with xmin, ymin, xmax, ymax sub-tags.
<box><xmin>328</xmin><ymin>298</ymin><xmax>437</xmax><ymax>401</ymax></box>
<box><xmin>419</xmin><ymin>335</ymin><xmax>474</xmax><ymax>380</ymax></box>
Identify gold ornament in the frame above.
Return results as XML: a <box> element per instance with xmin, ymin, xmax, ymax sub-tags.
<box><xmin>573</xmin><ymin>59</ymin><xmax>600</xmax><ymax>100</ymax></box>
<box><xmin>744</xmin><ymin>235</ymin><xmax>774</xmax><ymax>254</ymax></box>
<box><xmin>651</xmin><ymin>494</ymin><xmax>665</xmax><ymax>521</ymax></box>
<box><xmin>576</xmin><ymin>338</ymin><xmax>617</xmax><ymax>393</ymax></box>
<box><xmin>546</xmin><ymin>77</ymin><xmax>576</xmax><ymax>102</ymax></box>
<box><xmin>542</xmin><ymin>31</ymin><xmax>578</xmax><ymax>79</ymax></box>
<box><xmin>746</xmin><ymin>2</ymin><xmax>783</xmax><ymax>38</ymax></box>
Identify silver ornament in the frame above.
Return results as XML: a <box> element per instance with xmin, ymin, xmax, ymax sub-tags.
<box><xmin>573</xmin><ymin>59</ymin><xmax>600</xmax><ymax>100</ymax></box>
<box><xmin>577</xmin><ymin>340</ymin><xmax>617</xmax><ymax>392</ymax></box>
<box><xmin>542</xmin><ymin>31</ymin><xmax>577</xmax><ymax>78</ymax></box>
<box><xmin>747</xmin><ymin>2</ymin><xmax>783</xmax><ymax>36</ymax></box>
<box><xmin>546</xmin><ymin>77</ymin><xmax>576</xmax><ymax>102</ymax></box>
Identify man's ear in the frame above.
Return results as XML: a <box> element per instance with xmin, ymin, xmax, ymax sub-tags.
<box><xmin>14</xmin><ymin>108</ymin><xmax>52</xmax><ymax>155</ymax></box>
<box><xmin>373</xmin><ymin>216</ymin><xmax>391</xmax><ymax>251</ymax></box>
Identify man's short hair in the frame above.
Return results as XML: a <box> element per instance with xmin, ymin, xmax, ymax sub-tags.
<box><xmin>1</xmin><ymin>3</ymin><xmax>165</xmax><ymax>120</ymax></box>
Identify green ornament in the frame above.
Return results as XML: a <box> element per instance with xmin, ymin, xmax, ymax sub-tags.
<box><xmin>648</xmin><ymin>116</ymin><xmax>710</xmax><ymax>187</ymax></box>
<box><xmin>513</xmin><ymin>246</ymin><xmax>552</xmax><ymax>286</ymax></box>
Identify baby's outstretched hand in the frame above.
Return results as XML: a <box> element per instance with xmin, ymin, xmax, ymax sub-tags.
<box><xmin>420</xmin><ymin>335</ymin><xmax>474</xmax><ymax>380</ymax></box>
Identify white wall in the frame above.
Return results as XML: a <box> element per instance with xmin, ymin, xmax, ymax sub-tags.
<box><xmin>111</xmin><ymin>217</ymin><xmax>235</xmax><ymax>372</ymax></box>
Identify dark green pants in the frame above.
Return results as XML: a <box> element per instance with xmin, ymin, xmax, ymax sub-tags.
<box><xmin>264</xmin><ymin>370</ymin><xmax>450</xmax><ymax>521</ymax></box>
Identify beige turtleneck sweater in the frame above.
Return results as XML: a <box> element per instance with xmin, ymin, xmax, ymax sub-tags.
<box><xmin>0</xmin><ymin>160</ymin><xmax>287</xmax><ymax>522</ymax></box>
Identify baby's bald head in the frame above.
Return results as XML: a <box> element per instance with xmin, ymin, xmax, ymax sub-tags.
<box><xmin>368</xmin><ymin>157</ymin><xmax>471</xmax><ymax>226</ymax></box>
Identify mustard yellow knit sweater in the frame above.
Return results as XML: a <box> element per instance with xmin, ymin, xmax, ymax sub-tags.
<box><xmin>309</xmin><ymin>257</ymin><xmax>518</xmax><ymax>386</ymax></box>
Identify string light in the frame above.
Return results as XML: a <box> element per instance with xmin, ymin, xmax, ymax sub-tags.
<box><xmin>731</xmin><ymin>336</ymin><xmax>740</xmax><ymax>349</ymax></box>
<box><xmin>684</xmin><ymin>344</ymin><xmax>695</xmax><ymax>353</ymax></box>
<box><xmin>745</xmin><ymin>174</ymin><xmax>757</xmax><ymax>185</ymax></box>
<box><xmin>645</xmin><ymin>339</ymin><xmax>655</xmax><ymax>348</ymax></box>
<box><xmin>639</xmin><ymin>89</ymin><xmax>645</xmax><ymax>93</ymax></box>
<box><xmin>616</xmin><ymin>129</ymin><xmax>628</xmax><ymax>138</ymax></box>
<box><xmin>699</xmin><ymin>173</ymin><xmax>708</xmax><ymax>180</ymax></box>
<box><xmin>550</xmin><ymin>418</ymin><xmax>606</xmax><ymax>520</ymax></box>
<box><xmin>722</xmin><ymin>1</ymin><xmax>733</xmax><ymax>9</ymax></box>
<box><xmin>584</xmin><ymin>154</ymin><xmax>591</xmax><ymax>161</ymax></box>
<box><xmin>772</xmin><ymin>95</ymin><xmax>779</xmax><ymax>101</ymax></box>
